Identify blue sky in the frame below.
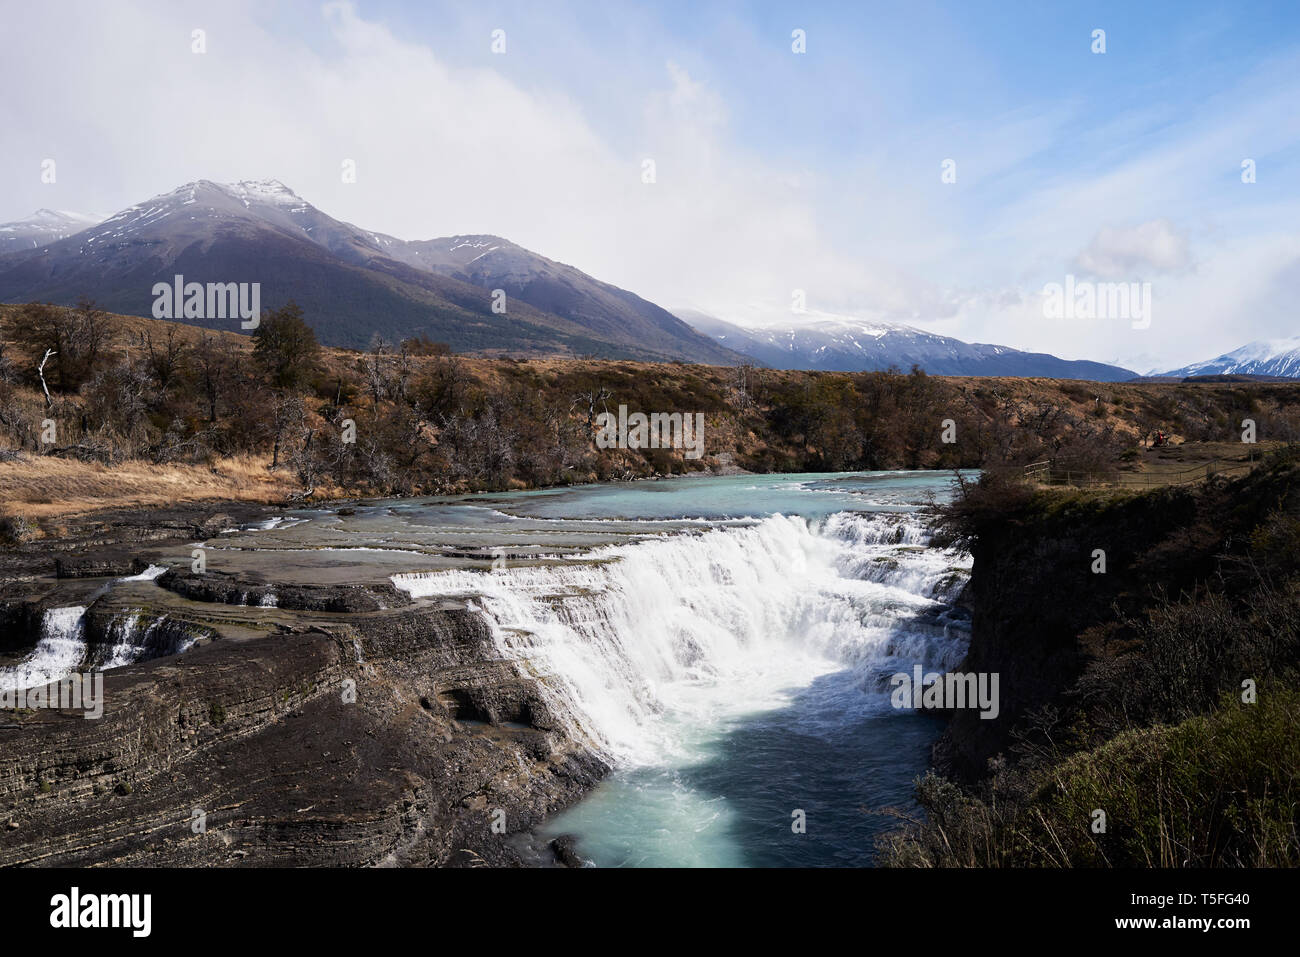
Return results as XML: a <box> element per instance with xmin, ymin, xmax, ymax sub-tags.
<box><xmin>3</xmin><ymin>0</ymin><xmax>1298</xmax><ymax>370</ymax></box>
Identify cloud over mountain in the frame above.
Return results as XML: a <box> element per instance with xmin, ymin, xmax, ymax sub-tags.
<box><xmin>1073</xmin><ymin>219</ymin><xmax>1192</xmax><ymax>279</ymax></box>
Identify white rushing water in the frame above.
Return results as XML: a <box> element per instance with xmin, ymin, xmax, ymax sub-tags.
<box><xmin>0</xmin><ymin>606</ymin><xmax>89</xmax><ymax>694</ymax></box>
<box><xmin>95</xmin><ymin>611</ymin><xmax>198</xmax><ymax>669</ymax></box>
<box><xmin>1</xmin><ymin>565</ymin><xmax>177</xmax><ymax>693</ymax></box>
<box><xmin>99</xmin><ymin>612</ymin><xmax>145</xmax><ymax>670</ymax></box>
<box><xmin>392</xmin><ymin>510</ymin><xmax>970</xmax><ymax>768</ymax></box>
<box><xmin>119</xmin><ymin>564</ymin><xmax>167</xmax><ymax>581</ymax></box>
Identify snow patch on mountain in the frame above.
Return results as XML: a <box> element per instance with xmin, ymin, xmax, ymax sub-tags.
<box><xmin>0</xmin><ymin>178</ymin><xmax>747</xmax><ymax>364</ymax></box>
<box><xmin>0</xmin><ymin>209</ymin><xmax>100</xmax><ymax>253</ymax></box>
<box><xmin>227</xmin><ymin>179</ymin><xmax>301</xmax><ymax>206</ymax></box>
<box><xmin>1161</xmin><ymin>337</ymin><xmax>1300</xmax><ymax>378</ymax></box>
<box><xmin>677</xmin><ymin>308</ymin><xmax>1136</xmax><ymax>380</ymax></box>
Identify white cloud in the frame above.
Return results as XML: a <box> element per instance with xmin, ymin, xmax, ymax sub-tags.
<box><xmin>1073</xmin><ymin>219</ymin><xmax>1192</xmax><ymax>278</ymax></box>
<box><xmin>1</xmin><ymin>1</ymin><xmax>1298</xmax><ymax>371</ymax></box>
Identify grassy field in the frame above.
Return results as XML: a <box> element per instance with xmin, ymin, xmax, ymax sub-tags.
<box><xmin>0</xmin><ymin>454</ymin><xmax>300</xmax><ymax>521</ymax></box>
<box><xmin>1026</xmin><ymin>440</ymin><xmax>1279</xmax><ymax>488</ymax></box>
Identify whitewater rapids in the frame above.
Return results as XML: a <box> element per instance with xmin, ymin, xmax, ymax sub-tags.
<box><xmin>392</xmin><ymin>510</ymin><xmax>970</xmax><ymax>767</ymax></box>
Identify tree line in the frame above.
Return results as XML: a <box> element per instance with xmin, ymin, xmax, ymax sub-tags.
<box><xmin>2</xmin><ymin>300</ymin><xmax>1299</xmax><ymax>497</ymax></box>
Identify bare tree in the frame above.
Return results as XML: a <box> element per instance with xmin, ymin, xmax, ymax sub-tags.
<box><xmin>37</xmin><ymin>349</ymin><xmax>56</xmax><ymax>407</ymax></box>
<box><xmin>144</xmin><ymin>325</ymin><xmax>187</xmax><ymax>395</ymax></box>
<box><xmin>9</xmin><ymin>300</ymin><xmax>113</xmax><ymax>394</ymax></box>
<box><xmin>268</xmin><ymin>394</ymin><xmax>306</xmax><ymax>471</ymax></box>
<box><xmin>571</xmin><ymin>385</ymin><xmax>612</xmax><ymax>430</ymax></box>
<box><xmin>364</xmin><ymin>336</ymin><xmax>392</xmax><ymax>409</ymax></box>
<box><xmin>191</xmin><ymin>333</ymin><xmax>234</xmax><ymax>425</ymax></box>
<box><xmin>731</xmin><ymin>362</ymin><xmax>759</xmax><ymax>410</ymax></box>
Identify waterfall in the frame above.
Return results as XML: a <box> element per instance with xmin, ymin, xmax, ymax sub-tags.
<box><xmin>120</xmin><ymin>564</ymin><xmax>167</xmax><ymax>582</ymax></box>
<box><xmin>0</xmin><ymin>606</ymin><xmax>88</xmax><ymax>694</ymax></box>
<box><xmin>393</xmin><ymin>510</ymin><xmax>970</xmax><ymax>766</ymax></box>
<box><xmin>93</xmin><ymin>613</ymin><xmax>201</xmax><ymax>670</ymax></box>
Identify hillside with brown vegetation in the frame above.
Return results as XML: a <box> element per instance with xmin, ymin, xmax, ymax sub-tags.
<box><xmin>2</xmin><ymin>301</ymin><xmax>1299</xmax><ymax>527</ymax></box>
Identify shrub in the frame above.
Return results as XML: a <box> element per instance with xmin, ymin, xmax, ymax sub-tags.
<box><xmin>0</xmin><ymin>512</ymin><xmax>36</xmax><ymax>546</ymax></box>
<box><xmin>878</xmin><ymin>686</ymin><xmax>1300</xmax><ymax>867</ymax></box>
<box><xmin>252</xmin><ymin>302</ymin><xmax>320</xmax><ymax>389</ymax></box>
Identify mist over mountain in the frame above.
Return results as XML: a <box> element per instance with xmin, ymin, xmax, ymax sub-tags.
<box><xmin>0</xmin><ymin>209</ymin><xmax>99</xmax><ymax>255</ymax></box>
<box><xmin>678</xmin><ymin>309</ymin><xmax>1137</xmax><ymax>380</ymax></box>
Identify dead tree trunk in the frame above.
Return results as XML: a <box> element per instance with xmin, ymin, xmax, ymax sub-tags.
<box><xmin>37</xmin><ymin>349</ymin><xmax>56</xmax><ymax>407</ymax></box>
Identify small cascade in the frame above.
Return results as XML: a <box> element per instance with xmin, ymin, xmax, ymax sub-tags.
<box><xmin>120</xmin><ymin>564</ymin><xmax>167</xmax><ymax>582</ymax></box>
<box><xmin>0</xmin><ymin>606</ymin><xmax>89</xmax><ymax>693</ymax></box>
<box><xmin>90</xmin><ymin>613</ymin><xmax>202</xmax><ymax>670</ymax></box>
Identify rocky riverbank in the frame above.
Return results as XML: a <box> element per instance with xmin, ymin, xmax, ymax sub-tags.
<box><xmin>0</xmin><ymin>503</ymin><xmax>607</xmax><ymax>866</ymax></box>
<box><xmin>877</xmin><ymin>450</ymin><xmax>1300</xmax><ymax>867</ymax></box>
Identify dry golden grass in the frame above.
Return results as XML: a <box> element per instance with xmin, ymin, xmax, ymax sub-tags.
<box><xmin>0</xmin><ymin>454</ymin><xmax>299</xmax><ymax>519</ymax></box>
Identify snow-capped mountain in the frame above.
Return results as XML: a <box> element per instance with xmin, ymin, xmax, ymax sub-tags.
<box><xmin>679</xmin><ymin>309</ymin><xmax>1137</xmax><ymax>380</ymax></box>
<box><xmin>0</xmin><ymin>209</ymin><xmax>99</xmax><ymax>254</ymax></box>
<box><xmin>1104</xmin><ymin>353</ymin><xmax>1166</xmax><ymax>378</ymax></box>
<box><xmin>0</xmin><ymin>179</ymin><xmax>743</xmax><ymax>363</ymax></box>
<box><xmin>55</xmin><ymin>179</ymin><xmax>431</xmax><ymax>272</ymax></box>
<box><xmin>1160</xmin><ymin>338</ymin><xmax>1300</xmax><ymax>379</ymax></box>
<box><xmin>382</xmin><ymin>234</ymin><xmax>734</xmax><ymax>355</ymax></box>
<box><xmin>0</xmin><ymin>178</ymin><xmax>1164</xmax><ymax>378</ymax></box>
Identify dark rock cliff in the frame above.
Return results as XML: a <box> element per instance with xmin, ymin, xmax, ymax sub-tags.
<box><xmin>1</xmin><ymin>602</ymin><xmax>605</xmax><ymax>866</ymax></box>
<box><xmin>0</xmin><ymin>508</ymin><xmax>607</xmax><ymax>867</ymax></box>
<box><xmin>936</xmin><ymin>462</ymin><xmax>1296</xmax><ymax>780</ymax></box>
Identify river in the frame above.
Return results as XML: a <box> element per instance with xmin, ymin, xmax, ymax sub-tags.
<box><xmin>392</xmin><ymin>471</ymin><xmax>971</xmax><ymax>866</ymax></box>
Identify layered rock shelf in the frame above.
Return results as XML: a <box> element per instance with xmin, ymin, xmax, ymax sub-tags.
<box><xmin>0</xmin><ymin>504</ymin><xmax>607</xmax><ymax>866</ymax></box>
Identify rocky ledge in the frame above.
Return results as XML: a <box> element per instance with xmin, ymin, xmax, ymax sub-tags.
<box><xmin>0</xmin><ymin>504</ymin><xmax>607</xmax><ymax>867</ymax></box>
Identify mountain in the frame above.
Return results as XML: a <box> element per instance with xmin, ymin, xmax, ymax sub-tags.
<box><xmin>0</xmin><ymin>180</ymin><xmax>743</xmax><ymax>364</ymax></box>
<box><xmin>381</xmin><ymin>235</ymin><xmax>738</xmax><ymax>364</ymax></box>
<box><xmin>679</xmin><ymin>309</ymin><xmax>1137</xmax><ymax>380</ymax></box>
<box><xmin>1160</xmin><ymin>337</ymin><xmax>1300</xmax><ymax>379</ymax></box>
<box><xmin>0</xmin><ymin>209</ymin><xmax>99</xmax><ymax>255</ymax></box>
<box><xmin>1104</xmin><ymin>353</ymin><xmax>1165</xmax><ymax>378</ymax></box>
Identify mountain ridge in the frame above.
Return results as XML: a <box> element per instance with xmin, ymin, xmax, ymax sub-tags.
<box><xmin>0</xmin><ymin>208</ymin><xmax>100</xmax><ymax>255</ymax></box>
<box><xmin>0</xmin><ymin>179</ymin><xmax>1156</xmax><ymax>378</ymax></box>
<box><xmin>0</xmin><ymin>180</ymin><xmax>745</xmax><ymax>364</ymax></box>
<box><xmin>678</xmin><ymin>308</ymin><xmax>1138</xmax><ymax>380</ymax></box>
<box><xmin>1160</xmin><ymin>337</ymin><xmax>1300</xmax><ymax>379</ymax></box>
